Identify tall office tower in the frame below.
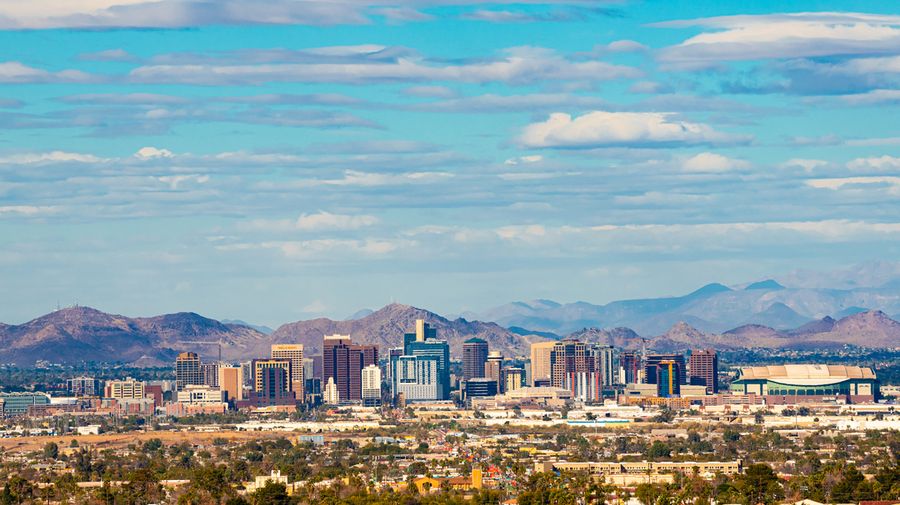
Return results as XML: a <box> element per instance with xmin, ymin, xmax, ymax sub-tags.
<box><xmin>485</xmin><ymin>351</ymin><xmax>504</xmax><ymax>392</ymax></box>
<box><xmin>688</xmin><ymin>349</ymin><xmax>719</xmax><ymax>394</ymax></box>
<box><xmin>391</xmin><ymin>354</ymin><xmax>440</xmax><ymax>401</ymax></box>
<box><xmin>175</xmin><ymin>352</ymin><xmax>203</xmax><ymax>391</ymax></box>
<box><xmin>551</xmin><ymin>340</ymin><xmax>603</xmax><ymax>402</ymax></box>
<box><xmin>323</xmin><ymin>334</ymin><xmax>378</xmax><ymax>401</ymax></box>
<box><xmin>530</xmin><ymin>341</ymin><xmax>556</xmax><ymax>386</ymax></box>
<box><xmin>217</xmin><ymin>366</ymin><xmax>244</xmax><ymax>402</ymax></box>
<box><xmin>67</xmin><ymin>377</ymin><xmax>102</xmax><ymax>397</ymax></box>
<box><xmin>503</xmin><ymin>367</ymin><xmax>526</xmax><ymax>393</ymax></box>
<box><xmin>550</xmin><ymin>340</ymin><xmax>594</xmax><ymax>388</ymax></box>
<box><xmin>462</xmin><ymin>338</ymin><xmax>489</xmax><ymax>380</ymax></box>
<box><xmin>387</xmin><ymin>348</ymin><xmax>404</xmax><ymax>382</ymax></box>
<box><xmin>360</xmin><ymin>345</ymin><xmax>379</xmax><ymax>368</ymax></box>
<box><xmin>656</xmin><ymin>360</ymin><xmax>681</xmax><ymax>398</ymax></box>
<box><xmin>621</xmin><ymin>352</ymin><xmax>641</xmax><ymax>384</ymax></box>
<box><xmin>256</xmin><ymin>365</ymin><xmax>294</xmax><ymax>405</ymax></box>
<box><xmin>200</xmin><ymin>362</ymin><xmax>219</xmax><ymax>387</ymax></box>
<box><xmin>594</xmin><ymin>345</ymin><xmax>616</xmax><ymax>388</ymax></box>
<box><xmin>253</xmin><ymin>359</ymin><xmax>292</xmax><ymax>395</ymax></box>
<box><xmin>402</xmin><ymin>319</ymin><xmax>450</xmax><ymax>400</ymax></box>
<box><xmin>240</xmin><ymin>361</ymin><xmax>254</xmax><ymax>388</ymax></box>
<box><xmin>323</xmin><ymin>334</ymin><xmax>356</xmax><ymax>401</ymax></box>
<box><xmin>303</xmin><ymin>358</ymin><xmax>315</xmax><ymax>381</ymax></box>
<box><xmin>644</xmin><ymin>354</ymin><xmax>687</xmax><ymax>386</ymax></box>
<box><xmin>361</xmin><ymin>364</ymin><xmax>382</xmax><ymax>406</ymax></box>
<box><xmin>271</xmin><ymin>344</ymin><xmax>305</xmax><ymax>400</ymax></box>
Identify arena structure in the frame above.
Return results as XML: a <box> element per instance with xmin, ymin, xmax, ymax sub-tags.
<box><xmin>730</xmin><ymin>364</ymin><xmax>878</xmax><ymax>404</ymax></box>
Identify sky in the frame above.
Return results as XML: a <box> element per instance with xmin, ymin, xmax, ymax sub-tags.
<box><xmin>1</xmin><ymin>0</ymin><xmax>899</xmax><ymax>326</ymax></box>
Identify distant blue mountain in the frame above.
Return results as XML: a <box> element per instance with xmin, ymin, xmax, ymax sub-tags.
<box><xmin>834</xmin><ymin>306</ymin><xmax>868</xmax><ymax>319</ymax></box>
<box><xmin>741</xmin><ymin>302</ymin><xmax>810</xmax><ymax>330</ymax></box>
<box><xmin>473</xmin><ymin>277</ymin><xmax>900</xmax><ymax>336</ymax></box>
<box><xmin>745</xmin><ymin>279</ymin><xmax>785</xmax><ymax>291</ymax></box>
<box><xmin>345</xmin><ymin>308</ymin><xmax>374</xmax><ymax>320</ymax></box>
<box><xmin>222</xmin><ymin>319</ymin><xmax>274</xmax><ymax>335</ymax></box>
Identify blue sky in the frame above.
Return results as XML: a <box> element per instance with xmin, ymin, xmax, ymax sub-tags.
<box><xmin>1</xmin><ymin>0</ymin><xmax>899</xmax><ymax>326</ymax></box>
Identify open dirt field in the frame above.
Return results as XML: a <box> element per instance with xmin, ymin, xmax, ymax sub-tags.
<box><xmin>0</xmin><ymin>429</ymin><xmax>300</xmax><ymax>454</ymax></box>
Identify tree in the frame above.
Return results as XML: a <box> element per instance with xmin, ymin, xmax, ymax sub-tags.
<box><xmin>43</xmin><ymin>441</ymin><xmax>59</xmax><ymax>460</ymax></box>
<box><xmin>194</xmin><ymin>464</ymin><xmax>228</xmax><ymax>503</ymax></box>
<box><xmin>251</xmin><ymin>482</ymin><xmax>292</xmax><ymax>505</ymax></box>
<box><xmin>647</xmin><ymin>441</ymin><xmax>671</xmax><ymax>459</ymax></box>
<box><xmin>734</xmin><ymin>464</ymin><xmax>783</xmax><ymax>505</ymax></box>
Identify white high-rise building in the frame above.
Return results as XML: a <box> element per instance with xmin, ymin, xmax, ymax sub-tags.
<box><xmin>361</xmin><ymin>364</ymin><xmax>381</xmax><ymax>401</ymax></box>
<box><xmin>324</xmin><ymin>377</ymin><xmax>340</xmax><ymax>404</ymax></box>
<box><xmin>391</xmin><ymin>355</ymin><xmax>439</xmax><ymax>401</ymax></box>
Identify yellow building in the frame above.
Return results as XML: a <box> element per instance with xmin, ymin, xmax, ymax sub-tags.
<box><xmin>412</xmin><ymin>469</ymin><xmax>483</xmax><ymax>494</ymax></box>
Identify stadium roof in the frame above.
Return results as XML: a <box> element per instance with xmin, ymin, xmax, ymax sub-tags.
<box><xmin>737</xmin><ymin>364</ymin><xmax>876</xmax><ymax>383</ymax></box>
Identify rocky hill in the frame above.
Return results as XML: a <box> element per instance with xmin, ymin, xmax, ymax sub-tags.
<box><xmin>565</xmin><ymin>327</ymin><xmax>641</xmax><ymax>348</ymax></box>
<box><xmin>2</xmin><ymin>303</ymin><xmax>897</xmax><ymax>366</ymax></box>
<box><xmin>620</xmin><ymin>310</ymin><xmax>900</xmax><ymax>351</ymax></box>
<box><xmin>0</xmin><ymin>306</ymin><xmax>268</xmax><ymax>366</ymax></box>
<box><xmin>270</xmin><ymin>303</ymin><xmax>548</xmax><ymax>358</ymax></box>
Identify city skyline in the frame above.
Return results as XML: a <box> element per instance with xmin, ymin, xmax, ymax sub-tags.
<box><xmin>2</xmin><ymin>1</ymin><xmax>900</xmax><ymax>327</ymax></box>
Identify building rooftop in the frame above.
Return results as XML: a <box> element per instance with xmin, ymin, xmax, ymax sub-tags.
<box><xmin>737</xmin><ymin>364</ymin><xmax>876</xmax><ymax>381</ymax></box>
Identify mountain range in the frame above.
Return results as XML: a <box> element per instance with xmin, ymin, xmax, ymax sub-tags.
<box><xmin>2</xmin><ymin>304</ymin><xmax>899</xmax><ymax>367</ymax></box>
<box><xmin>0</xmin><ymin>304</ymin><xmax>549</xmax><ymax>366</ymax></box>
<box><xmin>3</xmin><ymin>262</ymin><xmax>900</xmax><ymax>366</ymax></box>
<box><xmin>465</xmin><ymin>271</ymin><xmax>900</xmax><ymax>335</ymax></box>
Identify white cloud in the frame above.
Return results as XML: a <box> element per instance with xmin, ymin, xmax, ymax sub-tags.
<box><xmin>606</xmin><ymin>40</ymin><xmax>648</xmax><ymax>53</ymax></box>
<box><xmin>403</xmin><ymin>85</ymin><xmax>457</xmax><ymax>98</ymax></box>
<box><xmin>300</xmin><ymin>300</ymin><xmax>328</xmax><ymax>313</ymax></box>
<box><xmin>841</xmin><ymin>89</ymin><xmax>900</xmax><ymax>105</ymax></box>
<box><xmin>0</xmin><ymin>205</ymin><xmax>59</xmax><ymax>216</ymax></box>
<box><xmin>220</xmin><ymin>238</ymin><xmax>405</xmax><ymax>259</ymax></box>
<box><xmin>504</xmin><ymin>155</ymin><xmax>543</xmax><ymax>165</ymax></box>
<box><xmin>846</xmin><ymin>155</ymin><xmax>900</xmax><ymax>172</ymax></box>
<box><xmin>806</xmin><ymin>176</ymin><xmax>900</xmax><ymax>191</ymax></box>
<box><xmin>497</xmin><ymin>172</ymin><xmax>564</xmax><ymax>181</ymax></box>
<box><xmin>260</xmin><ymin>170</ymin><xmax>453</xmax><ymax>188</ymax></box>
<box><xmin>241</xmin><ymin>211</ymin><xmax>379</xmax><ymax>233</ymax></box>
<box><xmin>295</xmin><ymin>211</ymin><xmax>379</xmax><ymax>231</ymax></box>
<box><xmin>655</xmin><ymin>12</ymin><xmax>900</xmax><ymax>68</ymax></box>
<box><xmin>846</xmin><ymin>137</ymin><xmax>900</xmax><ymax>146</ymax></box>
<box><xmin>518</xmin><ymin>111</ymin><xmax>748</xmax><ymax>149</ymax></box>
<box><xmin>0</xmin><ymin>0</ymin><xmax>368</xmax><ymax>29</ymax></box>
<box><xmin>135</xmin><ymin>146</ymin><xmax>175</xmax><ymax>159</ymax></box>
<box><xmin>157</xmin><ymin>174</ymin><xmax>209</xmax><ymax>189</ymax></box>
<box><xmin>614</xmin><ymin>191</ymin><xmax>712</xmax><ymax>205</ymax></box>
<box><xmin>0</xmin><ymin>151</ymin><xmax>103</xmax><ymax>164</ymax></box>
<box><xmin>681</xmin><ymin>152</ymin><xmax>750</xmax><ymax>173</ymax></box>
<box><xmin>782</xmin><ymin>158</ymin><xmax>827</xmax><ymax>172</ymax></box>
<box><xmin>0</xmin><ymin>61</ymin><xmax>93</xmax><ymax>83</ymax></box>
<box><xmin>129</xmin><ymin>46</ymin><xmax>639</xmax><ymax>86</ymax></box>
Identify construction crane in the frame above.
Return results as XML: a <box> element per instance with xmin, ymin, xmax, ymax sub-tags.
<box><xmin>179</xmin><ymin>341</ymin><xmax>224</xmax><ymax>363</ymax></box>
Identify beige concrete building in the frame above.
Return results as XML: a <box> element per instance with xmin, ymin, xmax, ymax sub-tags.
<box><xmin>176</xmin><ymin>385</ymin><xmax>226</xmax><ymax>404</ymax></box>
<box><xmin>105</xmin><ymin>378</ymin><xmax>145</xmax><ymax>400</ymax></box>
<box><xmin>217</xmin><ymin>366</ymin><xmax>244</xmax><ymax>401</ymax></box>
<box><xmin>271</xmin><ymin>344</ymin><xmax>305</xmax><ymax>399</ymax></box>
<box><xmin>530</xmin><ymin>341</ymin><xmax>556</xmax><ymax>385</ymax></box>
<box><xmin>537</xmin><ymin>460</ymin><xmax>742</xmax><ymax>476</ymax></box>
